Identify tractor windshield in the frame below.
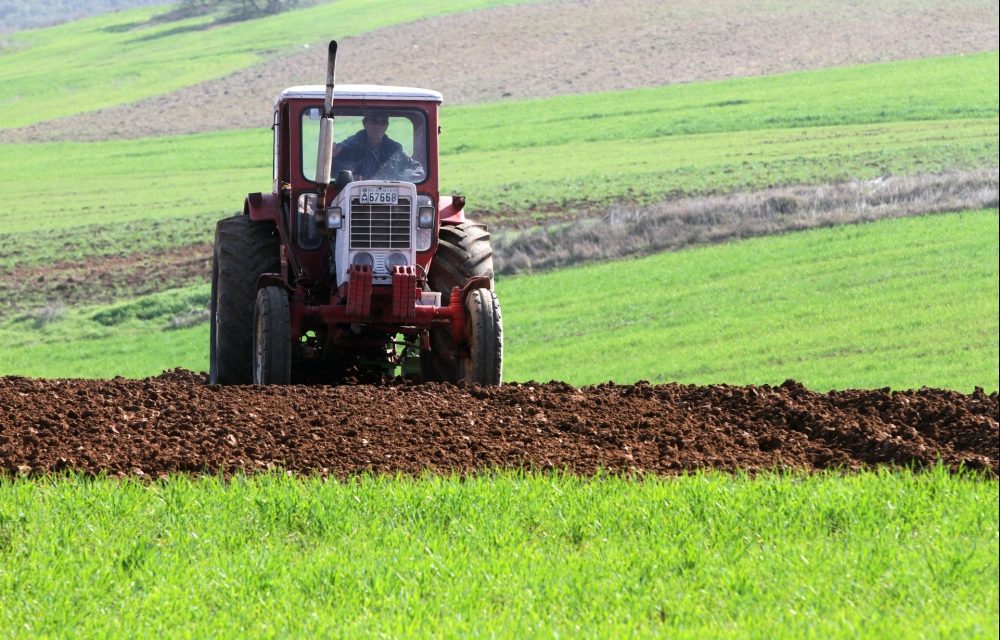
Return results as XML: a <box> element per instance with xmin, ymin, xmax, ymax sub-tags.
<box><xmin>301</xmin><ymin>106</ymin><xmax>428</xmax><ymax>184</ymax></box>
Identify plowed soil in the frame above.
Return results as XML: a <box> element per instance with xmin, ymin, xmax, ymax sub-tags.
<box><xmin>2</xmin><ymin>371</ymin><xmax>996</xmax><ymax>478</ymax></box>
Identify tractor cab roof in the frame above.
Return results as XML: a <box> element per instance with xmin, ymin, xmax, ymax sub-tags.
<box><xmin>275</xmin><ymin>84</ymin><xmax>443</xmax><ymax>108</ymax></box>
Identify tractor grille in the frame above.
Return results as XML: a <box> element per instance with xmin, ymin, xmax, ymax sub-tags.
<box><xmin>350</xmin><ymin>197</ymin><xmax>411</xmax><ymax>249</ymax></box>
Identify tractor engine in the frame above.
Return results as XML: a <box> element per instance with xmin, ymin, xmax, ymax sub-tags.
<box><xmin>323</xmin><ymin>181</ymin><xmax>433</xmax><ymax>288</ymax></box>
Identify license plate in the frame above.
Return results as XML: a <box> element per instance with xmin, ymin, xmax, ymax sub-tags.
<box><xmin>358</xmin><ymin>187</ymin><xmax>398</xmax><ymax>205</ymax></box>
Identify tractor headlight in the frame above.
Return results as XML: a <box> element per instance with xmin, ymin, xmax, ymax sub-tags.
<box><xmin>384</xmin><ymin>252</ymin><xmax>408</xmax><ymax>271</ymax></box>
<box><xmin>326</xmin><ymin>206</ymin><xmax>343</xmax><ymax>229</ymax></box>
<box><xmin>352</xmin><ymin>252</ymin><xmax>374</xmax><ymax>268</ymax></box>
<box><xmin>416</xmin><ymin>195</ymin><xmax>436</xmax><ymax>252</ymax></box>
<box><xmin>418</xmin><ymin>206</ymin><xmax>435</xmax><ymax>229</ymax></box>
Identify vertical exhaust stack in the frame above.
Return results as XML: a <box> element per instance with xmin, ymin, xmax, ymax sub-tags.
<box><xmin>315</xmin><ymin>40</ymin><xmax>338</xmax><ymax>208</ymax></box>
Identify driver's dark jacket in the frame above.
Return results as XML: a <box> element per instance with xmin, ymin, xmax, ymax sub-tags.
<box><xmin>334</xmin><ymin>130</ymin><xmax>417</xmax><ymax>179</ymax></box>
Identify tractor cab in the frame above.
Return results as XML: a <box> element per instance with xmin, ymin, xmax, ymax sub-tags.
<box><xmin>269</xmin><ymin>85</ymin><xmax>453</xmax><ymax>286</ymax></box>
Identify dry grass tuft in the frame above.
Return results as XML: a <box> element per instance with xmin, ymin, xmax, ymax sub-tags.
<box><xmin>167</xmin><ymin>308</ymin><xmax>209</xmax><ymax>331</ymax></box>
<box><xmin>29</xmin><ymin>302</ymin><xmax>67</xmax><ymax>329</ymax></box>
<box><xmin>493</xmin><ymin>170</ymin><xmax>999</xmax><ymax>274</ymax></box>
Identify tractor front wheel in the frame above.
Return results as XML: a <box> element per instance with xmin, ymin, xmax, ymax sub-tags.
<box><xmin>252</xmin><ymin>286</ymin><xmax>291</xmax><ymax>385</ymax></box>
<box><xmin>457</xmin><ymin>288</ymin><xmax>503</xmax><ymax>385</ymax></box>
<box><xmin>421</xmin><ymin>221</ymin><xmax>499</xmax><ymax>384</ymax></box>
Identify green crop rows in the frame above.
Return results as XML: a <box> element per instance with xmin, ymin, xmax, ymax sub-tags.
<box><xmin>443</xmin><ymin>51</ymin><xmax>998</xmax><ymax>152</ymax></box>
<box><xmin>0</xmin><ymin>53</ymin><xmax>995</xmax><ymax>293</ymax></box>
<box><xmin>2</xmin><ymin>53</ymin><xmax>995</xmax><ymax>238</ymax></box>
<box><xmin>501</xmin><ymin>209</ymin><xmax>999</xmax><ymax>391</ymax></box>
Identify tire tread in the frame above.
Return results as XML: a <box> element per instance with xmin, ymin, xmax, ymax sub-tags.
<box><xmin>209</xmin><ymin>215</ymin><xmax>280</xmax><ymax>384</ymax></box>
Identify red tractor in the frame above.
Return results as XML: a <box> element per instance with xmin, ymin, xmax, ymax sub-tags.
<box><xmin>210</xmin><ymin>42</ymin><xmax>502</xmax><ymax>385</ymax></box>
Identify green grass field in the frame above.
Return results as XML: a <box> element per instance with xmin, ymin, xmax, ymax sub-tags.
<box><xmin>0</xmin><ymin>53</ymin><xmax>995</xmax><ymax>273</ymax></box>
<box><xmin>0</xmin><ymin>0</ymin><xmax>539</xmax><ymax>128</ymax></box>
<box><xmin>2</xmin><ymin>117</ymin><xmax>991</xmax><ymax>260</ymax></box>
<box><xmin>2</xmin><ymin>210</ymin><xmax>996</xmax><ymax>391</ymax></box>
<box><xmin>1</xmin><ymin>469</ymin><xmax>996</xmax><ymax>638</ymax></box>
<box><xmin>502</xmin><ymin>209</ymin><xmax>999</xmax><ymax>391</ymax></box>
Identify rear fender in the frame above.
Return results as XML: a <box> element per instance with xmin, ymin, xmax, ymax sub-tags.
<box><xmin>438</xmin><ymin>195</ymin><xmax>466</xmax><ymax>225</ymax></box>
<box><xmin>245</xmin><ymin>192</ymin><xmax>280</xmax><ymax>223</ymax></box>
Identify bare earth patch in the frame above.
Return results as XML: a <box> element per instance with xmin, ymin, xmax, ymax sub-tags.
<box><xmin>1</xmin><ymin>372</ymin><xmax>996</xmax><ymax>478</ymax></box>
<box><xmin>1</xmin><ymin>0</ymin><xmax>996</xmax><ymax>143</ymax></box>
<box><xmin>0</xmin><ymin>243</ymin><xmax>212</xmax><ymax>320</ymax></box>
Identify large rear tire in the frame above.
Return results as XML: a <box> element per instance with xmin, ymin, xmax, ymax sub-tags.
<box><xmin>209</xmin><ymin>215</ymin><xmax>280</xmax><ymax>384</ymax></box>
<box><xmin>421</xmin><ymin>221</ymin><xmax>501</xmax><ymax>384</ymax></box>
<box><xmin>253</xmin><ymin>286</ymin><xmax>292</xmax><ymax>385</ymax></box>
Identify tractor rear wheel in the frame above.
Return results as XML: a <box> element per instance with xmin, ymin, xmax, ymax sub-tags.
<box><xmin>252</xmin><ymin>286</ymin><xmax>292</xmax><ymax>385</ymax></box>
<box><xmin>209</xmin><ymin>215</ymin><xmax>280</xmax><ymax>384</ymax></box>
<box><xmin>421</xmin><ymin>221</ymin><xmax>502</xmax><ymax>384</ymax></box>
<box><xmin>458</xmin><ymin>288</ymin><xmax>503</xmax><ymax>385</ymax></box>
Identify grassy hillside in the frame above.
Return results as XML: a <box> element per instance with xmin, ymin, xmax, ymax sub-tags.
<box><xmin>442</xmin><ymin>52</ymin><xmax>999</xmax><ymax>153</ymax></box>
<box><xmin>501</xmin><ymin>210</ymin><xmax>999</xmax><ymax>391</ymax></box>
<box><xmin>1</xmin><ymin>117</ymin><xmax>991</xmax><ymax>241</ymax></box>
<box><xmin>0</xmin><ymin>0</ymin><xmax>170</xmax><ymax>35</ymax></box>
<box><xmin>2</xmin><ymin>210</ymin><xmax>996</xmax><ymax>391</ymax></box>
<box><xmin>1</xmin><ymin>53</ymin><xmax>995</xmax><ymax>267</ymax></box>
<box><xmin>0</xmin><ymin>0</ymin><xmax>537</xmax><ymax>128</ymax></box>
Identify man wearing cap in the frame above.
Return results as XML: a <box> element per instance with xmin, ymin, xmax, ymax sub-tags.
<box><xmin>332</xmin><ymin>110</ymin><xmax>424</xmax><ymax>181</ymax></box>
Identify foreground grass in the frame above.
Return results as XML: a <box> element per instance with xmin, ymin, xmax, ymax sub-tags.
<box><xmin>2</xmin><ymin>209</ymin><xmax>994</xmax><ymax>390</ymax></box>
<box><xmin>1</xmin><ymin>469</ymin><xmax>996</xmax><ymax>638</ymax></box>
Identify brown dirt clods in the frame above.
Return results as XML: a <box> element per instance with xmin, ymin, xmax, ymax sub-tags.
<box><xmin>2</xmin><ymin>371</ymin><xmax>996</xmax><ymax>478</ymax></box>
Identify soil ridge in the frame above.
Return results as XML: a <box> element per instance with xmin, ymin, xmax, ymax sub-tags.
<box><xmin>2</xmin><ymin>370</ymin><xmax>995</xmax><ymax>478</ymax></box>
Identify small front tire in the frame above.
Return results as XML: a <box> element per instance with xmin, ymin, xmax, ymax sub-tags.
<box><xmin>458</xmin><ymin>288</ymin><xmax>503</xmax><ymax>385</ymax></box>
<box><xmin>252</xmin><ymin>286</ymin><xmax>291</xmax><ymax>385</ymax></box>
<box><xmin>421</xmin><ymin>221</ymin><xmax>495</xmax><ymax>383</ymax></box>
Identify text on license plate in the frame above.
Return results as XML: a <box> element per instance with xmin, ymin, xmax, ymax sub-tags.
<box><xmin>358</xmin><ymin>187</ymin><xmax>398</xmax><ymax>205</ymax></box>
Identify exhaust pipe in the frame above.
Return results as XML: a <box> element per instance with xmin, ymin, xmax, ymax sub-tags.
<box><xmin>315</xmin><ymin>40</ymin><xmax>338</xmax><ymax>205</ymax></box>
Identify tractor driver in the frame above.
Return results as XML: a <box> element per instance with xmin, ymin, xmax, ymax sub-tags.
<box><xmin>332</xmin><ymin>110</ymin><xmax>425</xmax><ymax>181</ymax></box>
